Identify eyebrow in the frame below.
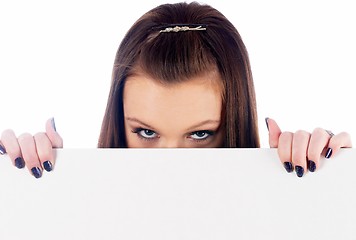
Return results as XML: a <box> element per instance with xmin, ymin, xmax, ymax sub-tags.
<box><xmin>186</xmin><ymin>119</ymin><xmax>221</xmax><ymax>131</ymax></box>
<box><xmin>126</xmin><ymin>117</ymin><xmax>156</xmax><ymax>130</ymax></box>
<box><xmin>126</xmin><ymin>117</ymin><xmax>220</xmax><ymax>131</ymax></box>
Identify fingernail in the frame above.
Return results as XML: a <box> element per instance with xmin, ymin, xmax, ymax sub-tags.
<box><xmin>283</xmin><ymin>162</ymin><xmax>293</xmax><ymax>173</ymax></box>
<box><xmin>51</xmin><ymin>118</ymin><xmax>57</xmax><ymax>132</ymax></box>
<box><xmin>307</xmin><ymin>160</ymin><xmax>316</xmax><ymax>172</ymax></box>
<box><xmin>0</xmin><ymin>145</ymin><xmax>6</xmax><ymax>155</ymax></box>
<box><xmin>325</xmin><ymin>148</ymin><xmax>333</xmax><ymax>159</ymax></box>
<box><xmin>265</xmin><ymin>117</ymin><xmax>269</xmax><ymax>131</ymax></box>
<box><xmin>15</xmin><ymin>157</ymin><xmax>25</xmax><ymax>169</ymax></box>
<box><xmin>31</xmin><ymin>167</ymin><xmax>42</xmax><ymax>178</ymax></box>
<box><xmin>295</xmin><ymin>166</ymin><xmax>304</xmax><ymax>177</ymax></box>
<box><xmin>43</xmin><ymin>161</ymin><xmax>53</xmax><ymax>172</ymax></box>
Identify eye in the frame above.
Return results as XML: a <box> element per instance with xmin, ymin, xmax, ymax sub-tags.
<box><xmin>189</xmin><ymin>130</ymin><xmax>214</xmax><ymax>141</ymax></box>
<box><xmin>132</xmin><ymin>128</ymin><xmax>158</xmax><ymax>140</ymax></box>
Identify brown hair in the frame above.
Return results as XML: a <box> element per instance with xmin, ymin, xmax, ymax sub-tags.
<box><xmin>98</xmin><ymin>2</ymin><xmax>260</xmax><ymax>148</ymax></box>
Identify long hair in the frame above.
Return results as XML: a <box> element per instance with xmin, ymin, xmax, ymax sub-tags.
<box><xmin>98</xmin><ymin>2</ymin><xmax>260</xmax><ymax>148</ymax></box>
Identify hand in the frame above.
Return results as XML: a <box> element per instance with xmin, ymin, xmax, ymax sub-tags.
<box><xmin>0</xmin><ymin>118</ymin><xmax>63</xmax><ymax>178</ymax></box>
<box><xmin>266</xmin><ymin>117</ymin><xmax>352</xmax><ymax>177</ymax></box>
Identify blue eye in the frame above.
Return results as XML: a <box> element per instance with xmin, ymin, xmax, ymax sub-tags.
<box><xmin>190</xmin><ymin>130</ymin><xmax>214</xmax><ymax>141</ymax></box>
<box><xmin>140</xmin><ymin>129</ymin><xmax>157</xmax><ymax>138</ymax></box>
<box><xmin>132</xmin><ymin>128</ymin><xmax>158</xmax><ymax>140</ymax></box>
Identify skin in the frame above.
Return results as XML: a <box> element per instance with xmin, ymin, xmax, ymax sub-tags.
<box><xmin>0</xmin><ymin>118</ymin><xmax>62</xmax><ymax>178</ymax></box>
<box><xmin>123</xmin><ymin>71</ymin><xmax>224</xmax><ymax>148</ymax></box>
<box><xmin>268</xmin><ymin>119</ymin><xmax>352</xmax><ymax>174</ymax></box>
<box><xmin>0</xmin><ymin>70</ymin><xmax>352</xmax><ymax>178</ymax></box>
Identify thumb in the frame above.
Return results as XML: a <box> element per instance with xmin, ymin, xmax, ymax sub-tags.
<box><xmin>45</xmin><ymin>118</ymin><xmax>63</xmax><ymax>148</ymax></box>
<box><xmin>265</xmin><ymin>117</ymin><xmax>281</xmax><ymax>148</ymax></box>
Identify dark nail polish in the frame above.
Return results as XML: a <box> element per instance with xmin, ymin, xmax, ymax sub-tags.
<box><xmin>0</xmin><ymin>145</ymin><xmax>6</xmax><ymax>155</ymax></box>
<box><xmin>295</xmin><ymin>166</ymin><xmax>304</xmax><ymax>177</ymax></box>
<box><xmin>43</xmin><ymin>161</ymin><xmax>53</xmax><ymax>172</ymax></box>
<box><xmin>265</xmin><ymin>117</ymin><xmax>269</xmax><ymax>131</ymax></box>
<box><xmin>283</xmin><ymin>162</ymin><xmax>293</xmax><ymax>173</ymax></box>
<box><xmin>15</xmin><ymin>157</ymin><xmax>25</xmax><ymax>169</ymax></box>
<box><xmin>31</xmin><ymin>167</ymin><xmax>42</xmax><ymax>178</ymax></box>
<box><xmin>51</xmin><ymin>118</ymin><xmax>57</xmax><ymax>132</ymax></box>
<box><xmin>325</xmin><ymin>148</ymin><xmax>333</xmax><ymax>159</ymax></box>
<box><xmin>307</xmin><ymin>160</ymin><xmax>316</xmax><ymax>172</ymax></box>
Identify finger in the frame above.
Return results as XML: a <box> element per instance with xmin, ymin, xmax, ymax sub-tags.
<box><xmin>34</xmin><ymin>132</ymin><xmax>54</xmax><ymax>172</ymax></box>
<box><xmin>326</xmin><ymin>132</ymin><xmax>352</xmax><ymax>158</ymax></box>
<box><xmin>45</xmin><ymin>118</ymin><xmax>63</xmax><ymax>148</ymax></box>
<box><xmin>17</xmin><ymin>133</ymin><xmax>43</xmax><ymax>178</ymax></box>
<box><xmin>266</xmin><ymin>118</ymin><xmax>282</xmax><ymax>148</ymax></box>
<box><xmin>292</xmin><ymin>130</ymin><xmax>311</xmax><ymax>177</ymax></box>
<box><xmin>277</xmin><ymin>131</ymin><xmax>294</xmax><ymax>173</ymax></box>
<box><xmin>1</xmin><ymin>129</ymin><xmax>25</xmax><ymax>169</ymax></box>
<box><xmin>307</xmin><ymin>128</ymin><xmax>330</xmax><ymax>172</ymax></box>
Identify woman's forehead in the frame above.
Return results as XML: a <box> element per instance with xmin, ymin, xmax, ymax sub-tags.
<box><xmin>124</xmin><ymin>70</ymin><xmax>223</xmax><ymax>100</ymax></box>
<box><xmin>123</xmin><ymin>71</ymin><xmax>223</xmax><ymax>126</ymax></box>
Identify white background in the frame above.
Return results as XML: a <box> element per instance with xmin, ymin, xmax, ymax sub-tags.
<box><xmin>0</xmin><ymin>0</ymin><xmax>355</xmax><ymax>148</ymax></box>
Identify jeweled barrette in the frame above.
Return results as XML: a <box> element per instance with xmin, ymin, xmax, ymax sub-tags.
<box><xmin>159</xmin><ymin>25</ymin><xmax>207</xmax><ymax>33</ymax></box>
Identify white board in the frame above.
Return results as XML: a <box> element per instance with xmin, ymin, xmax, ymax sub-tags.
<box><xmin>0</xmin><ymin>148</ymin><xmax>355</xmax><ymax>240</ymax></box>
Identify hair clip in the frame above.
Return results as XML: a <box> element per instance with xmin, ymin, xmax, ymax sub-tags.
<box><xmin>159</xmin><ymin>25</ymin><xmax>207</xmax><ymax>33</ymax></box>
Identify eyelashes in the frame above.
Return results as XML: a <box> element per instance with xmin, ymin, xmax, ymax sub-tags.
<box><xmin>131</xmin><ymin>128</ymin><xmax>158</xmax><ymax>141</ymax></box>
<box><xmin>189</xmin><ymin>130</ymin><xmax>215</xmax><ymax>141</ymax></box>
<box><xmin>131</xmin><ymin>128</ymin><xmax>215</xmax><ymax>142</ymax></box>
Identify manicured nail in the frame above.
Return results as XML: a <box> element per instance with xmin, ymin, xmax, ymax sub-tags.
<box><xmin>325</xmin><ymin>148</ymin><xmax>333</xmax><ymax>159</ymax></box>
<box><xmin>43</xmin><ymin>161</ymin><xmax>53</xmax><ymax>172</ymax></box>
<box><xmin>51</xmin><ymin>118</ymin><xmax>57</xmax><ymax>132</ymax></box>
<box><xmin>0</xmin><ymin>145</ymin><xmax>6</xmax><ymax>155</ymax></box>
<box><xmin>265</xmin><ymin>117</ymin><xmax>269</xmax><ymax>131</ymax></box>
<box><xmin>283</xmin><ymin>162</ymin><xmax>293</xmax><ymax>173</ymax></box>
<box><xmin>307</xmin><ymin>160</ymin><xmax>316</xmax><ymax>172</ymax></box>
<box><xmin>295</xmin><ymin>166</ymin><xmax>304</xmax><ymax>177</ymax></box>
<box><xmin>15</xmin><ymin>157</ymin><xmax>25</xmax><ymax>169</ymax></box>
<box><xmin>31</xmin><ymin>167</ymin><xmax>42</xmax><ymax>178</ymax></box>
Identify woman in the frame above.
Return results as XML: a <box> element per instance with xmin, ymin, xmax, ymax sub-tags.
<box><xmin>0</xmin><ymin>2</ymin><xmax>352</xmax><ymax>178</ymax></box>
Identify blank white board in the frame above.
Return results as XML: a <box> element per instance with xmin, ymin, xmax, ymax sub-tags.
<box><xmin>0</xmin><ymin>148</ymin><xmax>355</xmax><ymax>240</ymax></box>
